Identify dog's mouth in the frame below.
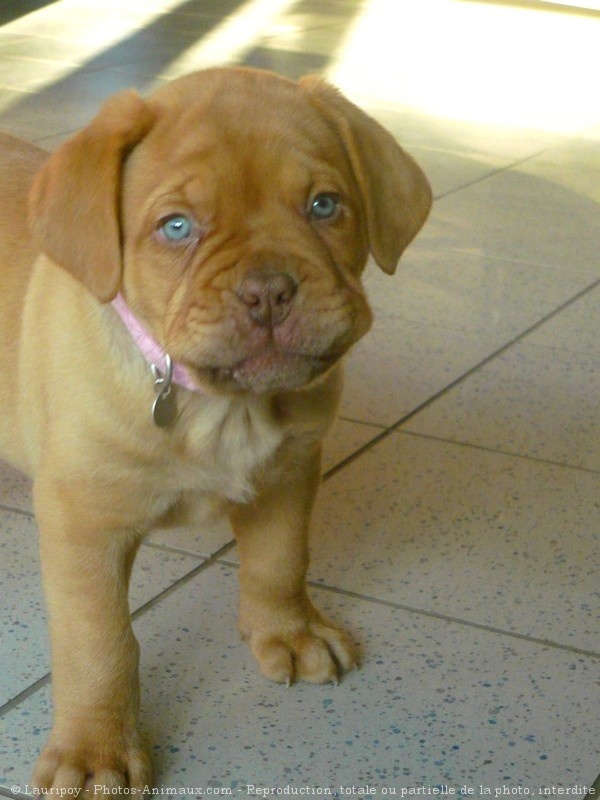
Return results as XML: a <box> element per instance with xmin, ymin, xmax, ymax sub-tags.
<box><xmin>189</xmin><ymin>347</ymin><xmax>342</xmax><ymax>394</ymax></box>
<box><xmin>169</xmin><ymin>281</ymin><xmax>372</xmax><ymax>395</ymax></box>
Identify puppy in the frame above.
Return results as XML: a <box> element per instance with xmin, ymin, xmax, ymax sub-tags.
<box><xmin>0</xmin><ymin>67</ymin><xmax>431</xmax><ymax>789</ymax></box>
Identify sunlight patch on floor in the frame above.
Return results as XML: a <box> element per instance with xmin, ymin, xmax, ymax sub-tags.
<box><xmin>327</xmin><ymin>0</ymin><xmax>600</xmax><ymax>133</ymax></box>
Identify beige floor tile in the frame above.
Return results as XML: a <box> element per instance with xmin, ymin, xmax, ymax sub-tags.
<box><xmin>403</xmin><ymin>340</ymin><xmax>600</xmax><ymax>472</ymax></box>
<box><xmin>2</xmin><ymin>564</ymin><xmax>598</xmax><ymax>789</ymax></box>
<box><xmin>0</xmin><ymin>66</ymin><xmax>156</xmax><ymax>139</ymax></box>
<box><xmin>310</xmin><ymin>432</ymin><xmax>600</xmax><ymax>652</ymax></box>
<box><xmin>416</xmin><ymin>167</ymin><xmax>600</xmax><ymax>279</ymax></box>
<box><xmin>341</xmin><ymin>314</ymin><xmax>500</xmax><ymax>426</ymax></box>
<box><xmin>0</xmin><ymin>507</ymin><xmax>205</xmax><ymax>705</ymax></box>
<box><xmin>526</xmin><ymin>284</ymin><xmax>600</xmax><ymax>357</ymax></box>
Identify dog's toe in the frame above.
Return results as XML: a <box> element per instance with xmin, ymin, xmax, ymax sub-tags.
<box><xmin>33</xmin><ymin>732</ymin><xmax>152</xmax><ymax>794</ymax></box>
<box><xmin>250</xmin><ymin>619</ymin><xmax>358</xmax><ymax>686</ymax></box>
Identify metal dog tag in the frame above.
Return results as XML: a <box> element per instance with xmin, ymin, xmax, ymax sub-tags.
<box><xmin>152</xmin><ymin>387</ymin><xmax>177</xmax><ymax>428</ymax></box>
<box><xmin>151</xmin><ymin>356</ymin><xmax>177</xmax><ymax>428</ymax></box>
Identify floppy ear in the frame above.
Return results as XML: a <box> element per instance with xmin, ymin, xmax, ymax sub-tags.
<box><xmin>29</xmin><ymin>90</ymin><xmax>154</xmax><ymax>302</ymax></box>
<box><xmin>299</xmin><ymin>77</ymin><xmax>432</xmax><ymax>274</ymax></box>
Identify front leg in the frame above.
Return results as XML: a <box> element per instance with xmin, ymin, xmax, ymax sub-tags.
<box><xmin>229</xmin><ymin>445</ymin><xmax>357</xmax><ymax>685</ymax></box>
<box><xmin>32</xmin><ymin>477</ymin><xmax>152</xmax><ymax>790</ymax></box>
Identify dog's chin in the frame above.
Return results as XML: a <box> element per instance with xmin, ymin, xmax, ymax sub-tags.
<box><xmin>197</xmin><ymin>350</ymin><xmax>340</xmax><ymax>395</ymax></box>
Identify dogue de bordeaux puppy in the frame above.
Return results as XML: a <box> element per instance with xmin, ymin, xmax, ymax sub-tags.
<box><xmin>0</xmin><ymin>67</ymin><xmax>431</xmax><ymax>789</ymax></box>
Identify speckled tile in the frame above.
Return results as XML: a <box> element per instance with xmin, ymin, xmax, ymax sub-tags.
<box><xmin>146</xmin><ymin>515</ymin><xmax>234</xmax><ymax>560</ymax></box>
<box><xmin>403</xmin><ymin>340</ymin><xmax>600</xmax><ymax>472</ymax></box>
<box><xmin>87</xmin><ymin>15</ymin><xmax>218</xmax><ymax>73</ymax></box>
<box><xmin>0</xmin><ymin>66</ymin><xmax>157</xmax><ymax>140</ymax></box>
<box><xmin>0</xmin><ymin>86</ymin><xmax>27</xmax><ymax>119</ymax></box>
<box><xmin>0</xmin><ymin>32</ymin><xmax>98</xmax><ymax>66</ymax></box>
<box><xmin>363</xmin><ymin>248</ymin><xmax>591</xmax><ymax>341</ymax></box>
<box><xmin>323</xmin><ymin>418</ymin><xmax>383</xmax><ymax>473</ymax></box>
<box><xmin>0</xmin><ymin>462</ymin><xmax>32</xmax><ymax>514</ymax></box>
<box><xmin>1</xmin><ymin>2</ymin><xmax>187</xmax><ymax>42</ymax></box>
<box><xmin>518</xmin><ymin>135</ymin><xmax>600</xmax><ymax>205</ymax></box>
<box><xmin>358</xmin><ymin>104</ymin><xmax>565</xmax><ymax>164</ymax></box>
<box><xmin>340</xmin><ymin>313</ymin><xmax>498</xmax><ymax>427</ymax></box>
<box><xmin>1</xmin><ymin>564</ymin><xmax>598</xmax><ymax>790</ymax></box>
<box><xmin>308</xmin><ymin>433</ymin><xmax>600</xmax><ymax>653</ymax></box>
<box><xmin>0</xmin><ymin>508</ymin><xmax>205</xmax><ymax>706</ymax></box>
<box><xmin>0</xmin><ymin>510</ymin><xmax>48</xmax><ymax>708</ymax></box>
<box><xmin>406</xmin><ymin>145</ymin><xmax>508</xmax><ymax>200</ymax></box>
<box><xmin>242</xmin><ymin>48</ymin><xmax>329</xmax><ymax>80</ymax></box>
<box><xmin>415</xmin><ymin>166</ymin><xmax>600</xmax><ymax>280</ymax></box>
<box><xmin>30</xmin><ymin>131</ymin><xmax>74</xmax><ymax>150</ymax></box>
<box><xmin>0</xmin><ymin>56</ymin><xmax>77</xmax><ymax>93</ymax></box>
<box><xmin>165</xmin><ymin>0</ymin><xmax>260</xmax><ymax>19</ymax></box>
<box><xmin>338</xmin><ymin>246</ymin><xmax>598</xmax><ymax>428</ymax></box>
<box><xmin>260</xmin><ymin>17</ymin><xmax>361</xmax><ymax>57</ymax></box>
<box><xmin>525</xmin><ymin>284</ymin><xmax>600</xmax><ymax>358</ymax></box>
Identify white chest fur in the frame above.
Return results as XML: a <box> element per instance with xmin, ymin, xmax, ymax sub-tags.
<box><xmin>165</xmin><ymin>392</ymin><xmax>285</xmax><ymax>507</ymax></box>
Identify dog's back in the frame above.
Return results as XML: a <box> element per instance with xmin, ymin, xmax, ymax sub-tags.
<box><xmin>0</xmin><ymin>134</ymin><xmax>47</xmax><ymax>466</ymax></box>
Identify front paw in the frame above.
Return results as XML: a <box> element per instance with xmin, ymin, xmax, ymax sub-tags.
<box><xmin>241</xmin><ymin>600</ymin><xmax>358</xmax><ymax>685</ymax></box>
<box><xmin>33</xmin><ymin>726</ymin><xmax>152</xmax><ymax>793</ymax></box>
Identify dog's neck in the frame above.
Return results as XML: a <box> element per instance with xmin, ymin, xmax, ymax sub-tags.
<box><xmin>111</xmin><ymin>292</ymin><xmax>198</xmax><ymax>393</ymax></box>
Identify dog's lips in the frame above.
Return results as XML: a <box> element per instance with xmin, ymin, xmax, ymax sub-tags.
<box><xmin>234</xmin><ymin>346</ymin><xmax>340</xmax><ymax>382</ymax></box>
<box><xmin>237</xmin><ymin>349</ymin><xmax>338</xmax><ymax>373</ymax></box>
<box><xmin>190</xmin><ymin>346</ymin><xmax>342</xmax><ymax>393</ymax></box>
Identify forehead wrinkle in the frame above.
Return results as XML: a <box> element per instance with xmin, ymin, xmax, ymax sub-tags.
<box><xmin>230</xmin><ymin>131</ymin><xmax>351</xmax><ymax>212</ymax></box>
<box><xmin>179</xmin><ymin>171</ymin><xmax>218</xmax><ymax>214</ymax></box>
<box><xmin>136</xmin><ymin>108</ymin><xmax>352</xmax><ymax>228</ymax></box>
<box><xmin>150</xmin><ymin>88</ymin><xmax>347</xmax><ymax>178</ymax></box>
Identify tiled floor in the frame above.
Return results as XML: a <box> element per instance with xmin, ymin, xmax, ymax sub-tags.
<box><xmin>0</xmin><ymin>0</ymin><xmax>599</xmax><ymax>795</ymax></box>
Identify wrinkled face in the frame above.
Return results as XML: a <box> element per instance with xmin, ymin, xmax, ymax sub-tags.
<box><xmin>120</xmin><ymin>84</ymin><xmax>373</xmax><ymax>395</ymax></box>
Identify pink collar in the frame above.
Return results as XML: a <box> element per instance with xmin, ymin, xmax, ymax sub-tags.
<box><xmin>112</xmin><ymin>292</ymin><xmax>198</xmax><ymax>392</ymax></box>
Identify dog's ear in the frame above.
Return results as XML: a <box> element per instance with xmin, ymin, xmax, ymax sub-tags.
<box><xmin>299</xmin><ymin>77</ymin><xmax>432</xmax><ymax>275</ymax></box>
<box><xmin>29</xmin><ymin>91</ymin><xmax>154</xmax><ymax>302</ymax></box>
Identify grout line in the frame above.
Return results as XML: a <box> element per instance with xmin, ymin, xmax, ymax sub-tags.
<box><xmin>130</xmin><ymin>539</ymin><xmax>237</xmax><ymax>621</ymax></box>
<box><xmin>32</xmin><ymin>128</ymin><xmax>79</xmax><ymax>146</ymax></box>
<box><xmin>430</xmin><ymin>123</ymin><xmax>598</xmax><ymax>204</ymax></box>
<box><xmin>140</xmin><ymin>539</ymin><xmax>221</xmax><ymax>560</ymax></box>
<box><xmin>325</xmin><ymin>274</ymin><xmax>600</xmax><ymax>480</ymax></box>
<box><xmin>214</xmin><ymin>556</ymin><xmax>600</xmax><ymax>660</ymax></box>
<box><xmin>0</xmin><ymin>504</ymin><xmax>33</xmax><ymax>519</ymax></box>
<box><xmin>310</xmin><ymin>582</ymin><xmax>600</xmax><ymax>661</ymax></box>
<box><xmin>3</xmin><ymin>547</ymin><xmax>598</xmax><ymax>721</ymax></box>
<box><xmin>0</xmin><ymin>542</ymin><xmax>237</xmax><ymax>719</ymax></box>
<box><xmin>432</xmin><ymin>148</ymin><xmax>554</xmax><ymax>202</ymax></box>
<box><xmin>0</xmin><ymin>673</ymin><xmax>50</xmax><ymax>718</ymax></box>
<box><xmin>399</xmin><ymin>429</ymin><xmax>600</xmax><ymax>475</ymax></box>
<box><xmin>323</xmin><ymin>425</ymin><xmax>393</xmax><ymax>480</ymax></box>
<box><xmin>433</xmin><ymin>162</ymin><xmax>520</xmax><ymax>202</ymax></box>
<box><xmin>392</xmin><ymin>274</ymin><xmax>600</xmax><ymax>431</ymax></box>
<box><xmin>337</xmin><ymin>415</ymin><xmax>387</xmax><ymax>430</ymax></box>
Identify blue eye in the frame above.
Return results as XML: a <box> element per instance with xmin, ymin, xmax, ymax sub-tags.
<box><xmin>159</xmin><ymin>214</ymin><xmax>194</xmax><ymax>242</ymax></box>
<box><xmin>309</xmin><ymin>193</ymin><xmax>340</xmax><ymax>220</ymax></box>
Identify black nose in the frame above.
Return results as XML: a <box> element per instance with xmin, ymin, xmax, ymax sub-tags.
<box><xmin>238</xmin><ymin>272</ymin><xmax>297</xmax><ymax>327</ymax></box>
